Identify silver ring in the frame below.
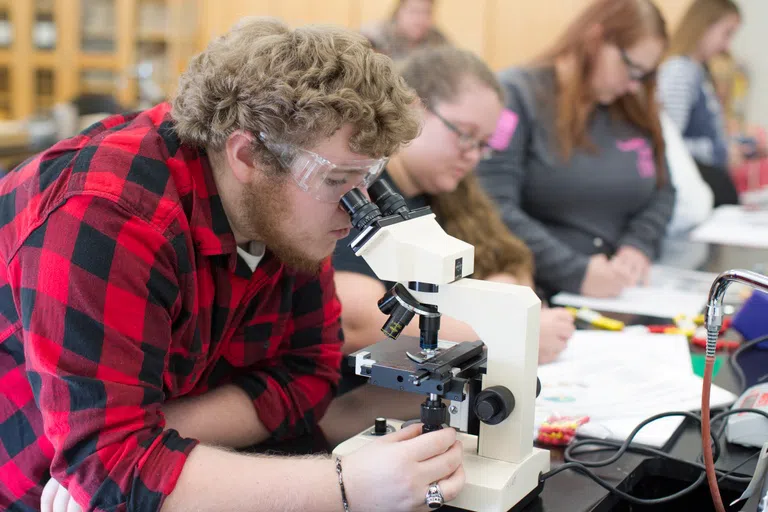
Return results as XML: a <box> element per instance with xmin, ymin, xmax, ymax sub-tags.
<box><xmin>425</xmin><ymin>482</ymin><xmax>444</xmax><ymax>509</ymax></box>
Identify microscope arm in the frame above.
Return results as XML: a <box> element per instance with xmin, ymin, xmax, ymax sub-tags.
<box><xmin>410</xmin><ymin>278</ymin><xmax>541</xmax><ymax>464</ymax></box>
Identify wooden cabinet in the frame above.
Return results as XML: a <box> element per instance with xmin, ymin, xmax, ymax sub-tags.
<box><xmin>1</xmin><ymin>0</ymin><xmax>200</xmax><ymax>120</ymax></box>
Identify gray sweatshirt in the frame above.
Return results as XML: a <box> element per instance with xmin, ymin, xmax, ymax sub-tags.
<box><xmin>476</xmin><ymin>67</ymin><xmax>675</xmax><ymax>294</ymax></box>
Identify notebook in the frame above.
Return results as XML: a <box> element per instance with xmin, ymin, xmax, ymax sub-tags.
<box><xmin>535</xmin><ymin>331</ymin><xmax>736</xmax><ymax>447</ymax></box>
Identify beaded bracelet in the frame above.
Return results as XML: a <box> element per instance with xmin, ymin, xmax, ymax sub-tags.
<box><xmin>335</xmin><ymin>457</ymin><xmax>350</xmax><ymax>512</ymax></box>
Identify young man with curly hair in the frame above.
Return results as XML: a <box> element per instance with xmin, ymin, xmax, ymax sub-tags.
<box><xmin>0</xmin><ymin>18</ymin><xmax>465</xmax><ymax>512</ymax></box>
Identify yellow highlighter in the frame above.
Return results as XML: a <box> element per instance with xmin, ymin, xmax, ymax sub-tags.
<box><xmin>565</xmin><ymin>306</ymin><xmax>625</xmax><ymax>331</ymax></box>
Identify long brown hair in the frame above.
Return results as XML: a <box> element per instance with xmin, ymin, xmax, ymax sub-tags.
<box><xmin>431</xmin><ymin>175</ymin><xmax>534</xmax><ymax>281</ymax></box>
<box><xmin>668</xmin><ymin>0</ymin><xmax>740</xmax><ymax>57</ymax></box>
<box><xmin>398</xmin><ymin>46</ymin><xmax>534</xmax><ymax>281</ymax></box>
<box><xmin>534</xmin><ymin>0</ymin><xmax>668</xmax><ymax>183</ymax></box>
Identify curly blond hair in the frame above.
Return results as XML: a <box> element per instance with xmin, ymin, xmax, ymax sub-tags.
<box><xmin>172</xmin><ymin>17</ymin><xmax>421</xmax><ymax>160</ymax></box>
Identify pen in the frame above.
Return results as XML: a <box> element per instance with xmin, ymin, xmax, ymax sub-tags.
<box><xmin>565</xmin><ymin>307</ymin><xmax>625</xmax><ymax>331</ymax></box>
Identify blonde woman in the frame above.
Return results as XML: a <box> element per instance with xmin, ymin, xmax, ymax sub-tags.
<box><xmin>658</xmin><ymin>0</ymin><xmax>743</xmax><ymax>206</ymax></box>
<box><xmin>324</xmin><ymin>45</ymin><xmax>574</xmax><ymax>447</ymax></box>
<box><xmin>333</xmin><ymin>46</ymin><xmax>575</xmax><ymax>371</ymax></box>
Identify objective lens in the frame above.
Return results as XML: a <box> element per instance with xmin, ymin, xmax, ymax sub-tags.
<box><xmin>380</xmin><ymin>305</ymin><xmax>415</xmax><ymax>340</ymax></box>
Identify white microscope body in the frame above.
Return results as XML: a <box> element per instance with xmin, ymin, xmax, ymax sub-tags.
<box><xmin>333</xmin><ymin>185</ymin><xmax>550</xmax><ymax>512</ymax></box>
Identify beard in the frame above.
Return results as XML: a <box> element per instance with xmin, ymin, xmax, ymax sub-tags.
<box><xmin>238</xmin><ymin>179</ymin><xmax>326</xmax><ymax>275</ymax></box>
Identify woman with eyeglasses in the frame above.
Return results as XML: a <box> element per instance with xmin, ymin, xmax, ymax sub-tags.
<box><xmin>658</xmin><ymin>0</ymin><xmax>743</xmax><ymax>207</ymax></box>
<box><xmin>323</xmin><ymin>45</ymin><xmax>575</xmax><ymax>446</ymax></box>
<box><xmin>476</xmin><ymin>0</ymin><xmax>675</xmax><ymax>299</ymax></box>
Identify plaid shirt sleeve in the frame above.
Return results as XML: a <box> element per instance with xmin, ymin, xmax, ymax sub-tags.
<box><xmin>232</xmin><ymin>259</ymin><xmax>343</xmax><ymax>441</ymax></box>
<box><xmin>11</xmin><ymin>193</ymin><xmax>197</xmax><ymax>511</ymax></box>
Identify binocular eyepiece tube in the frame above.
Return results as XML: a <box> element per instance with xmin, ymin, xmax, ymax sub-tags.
<box><xmin>339</xmin><ymin>180</ymin><xmax>409</xmax><ymax>231</ymax></box>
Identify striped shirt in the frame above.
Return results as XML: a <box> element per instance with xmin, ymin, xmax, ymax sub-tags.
<box><xmin>658</xmin><ymin>56</ymin><xmax>730</xmax><ymax>168</ymax></box>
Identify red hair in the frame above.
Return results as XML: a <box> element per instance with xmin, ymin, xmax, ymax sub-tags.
<box><xmin>535</xmin><ymin>0</ymin><xmax>668</xmax><ymax>184</ymax></box>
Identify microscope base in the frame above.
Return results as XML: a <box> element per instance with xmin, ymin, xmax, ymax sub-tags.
<box><xmin>333</xmin><ymin>419</ymin><xmax>550</xmax><ymax>512</ymax></box>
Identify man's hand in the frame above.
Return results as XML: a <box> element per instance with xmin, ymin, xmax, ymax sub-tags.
<box><xmin>610</xmin><ymin>246</ymin><xmax>651</xmax><ymax>287</ymax></box>
<box><xmin>580</xmin><ymin>254</ymin><xmax>631</xmax><ymax>298</ymax></box>
<box><xmin>538</xmin><ymin>307</ymin><xmax>575</xmax><ymax>364</ymax></box>
<box><xmin>41</xmin><ymin>476</ymin><xmax>82</xmax><ymax>512</ymax></box>
<box><xmin>343</xmin><ymin>423</ymin><xmax>465</xmax><ymax>512</ymax></box>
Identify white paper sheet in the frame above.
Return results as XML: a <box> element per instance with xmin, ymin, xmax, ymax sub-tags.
<box><xmin>550</xmin><ymin>265</ymin><xmax>747</xmax><ymax>318</ymax></box>
<box><xmin>691</xmin><ymin>205</ymin><xmax>768</xmax><ymax>248</ymax></box>
<box><xmin>535</xmin><ymin>331</ymin><xmax>736</xmax><ymax>447</ymax></box>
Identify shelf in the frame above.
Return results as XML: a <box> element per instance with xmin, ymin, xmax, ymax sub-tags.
<box><xmin>36</xmin><ymin>94</ymin><xmax>55</xmax><ymax>108</ymax></box>
<box><xmin>32</xmin><ymin>53</ymin><xmax>57</xmax><ymax>67</ymax></box>
<box><xmin>80</xmin><ymin>83</ymin><xmax>116</xmax><ymax>95</ymax></box>
<box><xmin>82</xmin><ymin>29</ymin><xmax>115</xmax><ymax>41</ymax></box>
<box><xmin>35</xmin><ymin>0</ymin><xmax>54</xmax><ymax>14</ymax></box>
<box><xmin>0</xmin><ymin>0</ymin><xmax>199</xmax><ymax>119</ymax></box>
<box><xmin>137</xmin><ymin>32</ymin><xmax>168</xmax><ymax>44</ymax></box>
<box><xmin>79</xmin><ymin>53</ymin><xmax>117</xmax><ymax>69</ymax></box>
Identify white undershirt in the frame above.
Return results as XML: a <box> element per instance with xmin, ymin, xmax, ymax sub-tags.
<box><xmin>236</xmin><ymin>241</ymin><xmax>266</xmax><ymax>272</ymax></box>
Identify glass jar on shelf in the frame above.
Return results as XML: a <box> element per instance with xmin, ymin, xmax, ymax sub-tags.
<box><xmin>33</xmin><ymin>12</ymin><xmax>56</xmax><ymax>50</ymax></box>
<box><xmin>80</xmin><ymin>0</ymin><xmax>116</xmax><ymax>53</ymax></box>
<box><xmin>0</xmin><ymin>11</ymin><xmax>12</xmax><ymax>49</ymax></box>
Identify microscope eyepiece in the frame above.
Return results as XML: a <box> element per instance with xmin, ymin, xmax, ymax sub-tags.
<box><xmin>339</xmin><ymin>189</ymin><xmax>382</xmax><ymax>231</ymax></box>
<box><xmin>339</xmin><ymin>179</ymin><xmax>412</xmax><ymax>231</ymax></box>
<box><xmin>369</xmin><ymin>179</ymin><xmax>409</xmax><ymax>217</ymax></box>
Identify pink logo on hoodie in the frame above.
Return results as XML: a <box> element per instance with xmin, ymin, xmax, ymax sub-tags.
<box><xmin>616</xmin><ymin>138</ymin><xmax>655</xmax><ymax>178</ymax></box>
<box><xmin>488</xmin><ymin>109</ymin><xmax>519</xmax><ymax>151</ymax></box>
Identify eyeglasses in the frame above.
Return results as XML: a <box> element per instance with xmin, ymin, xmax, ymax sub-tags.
<box><xmin>259</xmin><ymin>133</ymin><xmax>388</xmax><ymax>203</ymax></box>
<box><xmin>428</xmin><ymin>107</ymin><xmax>494</xmax><ymax>161</ymax></box>
<box><xmin>619</xmin><ymin>47</ymin><xmax>657</xmax><ymax>83</ymax></box>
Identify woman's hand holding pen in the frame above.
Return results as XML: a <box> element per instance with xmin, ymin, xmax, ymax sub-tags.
<box><xmin>581</xmin><ymin>254</ymin><xmax>629</xmax><ymax>298</ymax></box>
<box><xmin>610</xmin><ymin>246</ymin><xmax>651</xmax><ymax>288</ymax></box>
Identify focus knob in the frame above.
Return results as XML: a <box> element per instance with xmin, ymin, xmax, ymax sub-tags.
<box><xmin>473</xmin><ymin>386</ymin><xmax>515</xmax><ymax>425</ymax></box>
<box><xmin>374</xmin><ymin>417</ymin><xmax>388</xmax><ymax>435</ymax></box>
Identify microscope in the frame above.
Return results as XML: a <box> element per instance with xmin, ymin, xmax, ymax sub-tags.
<box><xmin>332</xmin><ymin>180</ymin><xmax>550</xmax><ymax>512</ymax></box>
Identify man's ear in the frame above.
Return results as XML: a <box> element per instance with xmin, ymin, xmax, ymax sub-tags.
<box><xmin>224</xmin><ymin>131</ymin><xmax>258</xmax><ymax>185</ymax></box>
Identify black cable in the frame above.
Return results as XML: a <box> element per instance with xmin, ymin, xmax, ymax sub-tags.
<box><xmin>540</xmin><ymin>408</ymin><xmax>768</xmax><ymax>506</ymax></box>
<box><xmin>729</xmin><ymin>334</ymin><xmax>768</xmax><ymax>392</ymax></box>
<box><xmin>718</xmin><ymin>450</ymin><xmax>761</xmax><ymax>483</ymax></box>
<box><xmin>541</xmin><ymin>461</ymin><xmax>709</xmax><ymax>506</ymax></box>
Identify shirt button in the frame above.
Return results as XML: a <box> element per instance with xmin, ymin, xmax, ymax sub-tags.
<box><xmin>593</xmin><ymin>237</ymin><xmax>604</xmax><ymax>248</ymax></box>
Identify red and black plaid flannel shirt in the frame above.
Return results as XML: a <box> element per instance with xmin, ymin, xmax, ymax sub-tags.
<box><xmin>0</xmin><ymin>103</ymin><xmax>343</xmax><ymax>511</ymax></box>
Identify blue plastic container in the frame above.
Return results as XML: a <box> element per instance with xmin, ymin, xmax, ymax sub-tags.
<box><xmin>731</xmin><ymin>291</ymin><xmax>768</xmax><ymax>348</ymax></box>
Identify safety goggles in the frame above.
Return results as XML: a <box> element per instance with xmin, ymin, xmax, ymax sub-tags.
<box><xmin>259</xmin><ymin>133</ymin><xmax>388</xmax><ymax>203</ymax></box>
